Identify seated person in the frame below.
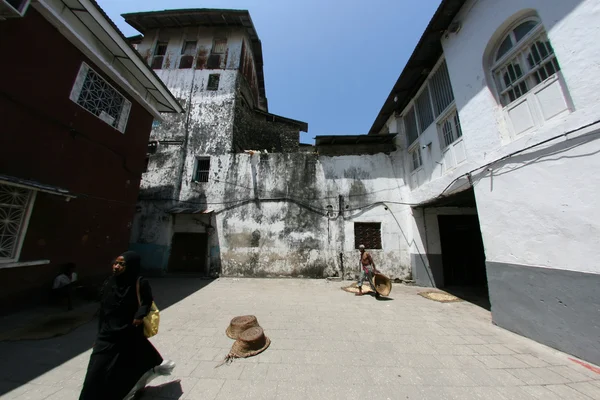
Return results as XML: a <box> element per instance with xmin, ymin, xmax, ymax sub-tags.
<box><xmin>52</xmin><ymin>263</ymin><xmax>77</xmax><ymax>310</ymax></box>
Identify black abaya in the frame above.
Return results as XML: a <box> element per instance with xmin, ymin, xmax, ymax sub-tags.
<box><xmin>79</xmin><ymin>252</ymin><xmax>162</xmax><ymax>400</ymax></box>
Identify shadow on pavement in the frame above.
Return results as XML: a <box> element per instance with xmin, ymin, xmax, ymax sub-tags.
<box><xmin>0</xmin><ymin>277</ymin><xmax>215</xmax><ymax>397</ymax></box>
<box><xmin>443</xmin><ymin>286</ymin><xmax>491</xmax><ymax>311</ymax></box>
<box><xmin>140</xmin><ymin>379</ymin><xmax>183</xmax><ymax>399</ymax></box>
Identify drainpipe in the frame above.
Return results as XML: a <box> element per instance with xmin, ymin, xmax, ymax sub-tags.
<box><xmin>175</xmin><ymin>72</ymin><xmax>197</xmax><ymax>200</ymax></box>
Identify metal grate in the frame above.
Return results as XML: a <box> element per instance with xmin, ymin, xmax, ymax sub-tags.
<box><xmin>354</xmin><ymin>222</ymin><xmax>382</xmax><ymax>250</ymax></box>
<box><xmin>69</xmin><ymin>63</ymin><xmax>131</xmax><ymax>133</ymax></box>
<box><xmin>194</xmin><ymin>158</ymin><xmax>210</xmax><ymax>182</ymax></box>
<box><xmin>429</xmin><ymin>60</ymin><xmax>455</xmax><ymax>116</ymax></box>
<box><xmin>0</xmin><ymin>183</ymin><xmax>32</xmax><ymax>260</ymax></box>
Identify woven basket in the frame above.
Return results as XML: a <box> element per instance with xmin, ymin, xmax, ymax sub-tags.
<box><xmin>226</xmin><ymin>315</ymin><xmax>260</xmax><ymax>339</ymax></box>
<box><xmin>373</xmin><ymin>273</ymin><xmax>392</xmax><ymax>296</ymax></box>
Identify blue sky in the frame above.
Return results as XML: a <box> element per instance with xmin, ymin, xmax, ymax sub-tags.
<box><xmin>98</xmin><ymin>0</ymin><xmax>442</xmax><ymax>144</ymax></box>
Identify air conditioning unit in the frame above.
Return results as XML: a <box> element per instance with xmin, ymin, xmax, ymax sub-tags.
<box><xmin>0</xmin><ymin>0</ymin><xmax>31</xmax><ymax>19</ymax></box>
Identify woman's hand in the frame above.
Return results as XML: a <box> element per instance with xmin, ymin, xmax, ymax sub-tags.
<box><xmin>133</xmin><ymin>319</ymin><xmax>143</xmax><ymax>327</ymax></box>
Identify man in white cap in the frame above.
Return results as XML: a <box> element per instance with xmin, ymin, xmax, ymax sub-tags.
<box><xmin>356</xmin><ymin>244</ymin><xmax>380</xmax><ymax>297</ymax></box>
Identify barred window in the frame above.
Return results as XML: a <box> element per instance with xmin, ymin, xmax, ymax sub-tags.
<box><xmin>354</xmin><ymin>222</ymin><xmax>382</xmax><ymax>250</ymax></box>
<box><xmin>0</xmin><ymin>183</ymin><xmax>34</xmax><ymax>261</ymax></box>
<box><xmin>69</xmin><ymin>63</ymin><xmax>132</xmax><ymax>133</ymax></box>
<box><xmin>194</xmin><ymin>157</ymin><xmax>210</xmax><ymax>182</ymax></box>
<box><xmin>207</xmin><ymin>74</ymin><xmax>220</xmax><ymax>91</ymax></box>
<box><xmin>429</xmin><ymin>60</ymin><xmax>455</xmax><ymax>116</ymax></box>
<box><xmin>439</xmin><ymin>110</ymin><xmax>463</xmax><ymax>148</ymax></box>
<box><xmin>492</xmin><ymin>18</ymin><xmax>561</xmax><ymax>106</ymax></box>
<box><xmin>411</xmin><ymin>148</ymin><xmax>422</xmax><ymax>171</ymax></box>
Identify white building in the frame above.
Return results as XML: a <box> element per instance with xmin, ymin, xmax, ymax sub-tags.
<box><xmin>370</xmin><ymin>0</ymin><xmax>600</xmax><ymax>366</ymax></box>
<box><xmin>125</xmin><ymin>10</ymin><xmax>412</xmax><ymax>281</ymax></box>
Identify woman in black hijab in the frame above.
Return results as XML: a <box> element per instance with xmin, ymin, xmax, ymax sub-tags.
<box><xmin>79</xmin><ymin>251</ymin><xmax>175</xmax><ymax>400</ymax></box>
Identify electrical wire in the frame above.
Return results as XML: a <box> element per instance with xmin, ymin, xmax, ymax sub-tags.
<box><xmin>435</xmin><ymin>118</ymin><xmax>600</xmax><ymax>199</ymax></box>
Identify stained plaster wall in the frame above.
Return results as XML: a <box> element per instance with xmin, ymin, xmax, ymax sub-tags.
<box><xmin>174</xmin><ymin>152</ymin><xmax>412</xmax><ymax>279</ymax></box>
<box><xmin>380</xmin><ymin>0</ymin><xmax>600</xmax><ymax>278</ymax></box>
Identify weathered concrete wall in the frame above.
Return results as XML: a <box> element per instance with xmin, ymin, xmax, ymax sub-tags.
<box><xmin>137</xmin><ymin>150</ymin><xmax>412</xmax><ymax>280</ymax></box>
<box><xmin>232</xmin><ymin>98</ymin><xmax>300</xmax><ymax>153</ymax></box>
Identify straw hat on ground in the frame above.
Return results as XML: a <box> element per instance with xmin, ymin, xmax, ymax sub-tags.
<box><xmin>217</xmin><ymin>326</ymin><xmax>271</xmax><ymax>367</ymax></box>
<box><xmin>373</xmin><ymin>273</ymin><xmax>392</xmax><ymax>296</ymax></box>
<box><xmin>226</xmin><ymin>315</ymin><xmax>260</xmax><ymax>339</ymax></box>
<box><xmin>230</xmin><ymin>326</ymin><xmax>271</xmax><ymax>358</ymax></box>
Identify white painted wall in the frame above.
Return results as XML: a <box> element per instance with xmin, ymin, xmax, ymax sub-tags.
<box><xmin>395</xmin><ymin>0</ymin><xmax>600</xmax><ymax>276</ymax></box>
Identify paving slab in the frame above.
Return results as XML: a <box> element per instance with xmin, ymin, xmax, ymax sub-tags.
<box><xmin>1</xmin><ymin>278</ymin><xmax>599</xmax><ymax>400</ymax></box>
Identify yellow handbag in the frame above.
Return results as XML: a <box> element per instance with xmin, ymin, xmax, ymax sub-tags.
<box><xmin>136</xmin><ymin>278</ymin><xmax>160</xmax><ymax>338</ymax></box>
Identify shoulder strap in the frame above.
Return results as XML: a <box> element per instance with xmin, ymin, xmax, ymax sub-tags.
<box><xmin>136</xmin><ymin>277</ymin><xmax>141</xmax><ymax>306</ymax></box>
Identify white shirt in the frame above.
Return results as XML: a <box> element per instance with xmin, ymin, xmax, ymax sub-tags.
<box><xmin>53</xmin><ymin>272</ymin><xmax>77</xmax><ymax>289</ymax></box>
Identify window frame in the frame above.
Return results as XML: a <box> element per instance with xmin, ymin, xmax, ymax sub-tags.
<box><xmin>438</xmin><ymin>108</ymin><xmax>463</xmax><ymax>150</ymax></box>
<box><xmin>402</xmin><ymin>58</ymin><xmax>456</xmax><ymax>148</ymax></box>
<box><xmin>0</xmin><ymin>183</ymin><xmax>36</xmax><ymax>264</ymax></box>
<box><xmin>409</xmin><ymin>146</ymin><xmax>423</xmax><ymax>172</ymax></box>
<box><xmin>179</xmin><ymin>40</ymin><xmax>197</xmax><ymax>69</ymax></box>
<box><xmin>151</xmin><ymin>41</ymin><xmax>168</xmax><ymax>70</ymax></box>
<box><xmin>491</xmin><ymin>18</ymin><xmax>561</xmax><ymax>107</ymax></box>
<box><xmin>193</xmin><ymin>157</ymin><xmax>211</xmax><ymax>183</ymax></box>
<box><xmin>69</xmin><ymin>63</ymin><xmax>132</xmax><ymax>133</ymax></box>
<box><xmin>207</xmin><ymin>74</ymin><xmax>220</xmax><ymax>91</ymax></box>
<box><xmin>353</xmin><ymin>222</ymin><xmax>382</xmax><ymax>250</ymax></box>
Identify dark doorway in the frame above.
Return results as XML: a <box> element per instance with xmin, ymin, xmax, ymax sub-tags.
<box><xmin>438</xmin><ymin>214</ymin><xmax>489</xmax><ymax>309</ymax></box>
<box><xmin>168</xmin><ymin>233</ymin><xmax>208</xmax><ymax>274</ymax></box>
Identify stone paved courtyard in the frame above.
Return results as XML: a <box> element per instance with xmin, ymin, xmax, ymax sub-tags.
<box><xmin>1</xmin><ymin>278</ymin><xmax>600</xmax><ymax>399</ymax></box>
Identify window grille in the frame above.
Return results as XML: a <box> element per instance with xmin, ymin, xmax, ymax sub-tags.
<box><xmin>354</xmin><ymin>223</ymin><xmax>382</xmax><ymax>250</ymax></box>
<box><xmin>492</xmin><ymin>19</ymin><xmax>561</xmax><ymax>106</ymax></box>
<box><xmin>207</xmin><ymin>74</ymin><xmax>220</xmax><ymax>91</ymax></box>
<box><xmin>429</xmin><ymin>60</ymin><xmax>455</xmax><ymax>116</ymax></box>
<box><xmin>69</xmin><ymin>63</ymin><xmax>131</xmax><ymax>133</ymax></box>
<box><xmin>411</xmin><ymin>148</ymin><xmax>422</xmax><ymax>171</ymax></box>
<box><xmin>440</xmin><ymin>110</ymin><xmax>463</xmax><ymax>148</ymax></box>
<box><xmin>0</xmin><ymin>183</ymin><xmax>32</xmax><ymax>261</ymax></box>
<box><xmin>194</xmin><ymin>158</ymin><xmax>210</xmax><ymax>182</ymax></box>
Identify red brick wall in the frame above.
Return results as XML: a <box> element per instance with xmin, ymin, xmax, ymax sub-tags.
<box><xmin>0</xmin><ymin>8</ymin><xmax>155</xmax><ymax>309</ymax></box>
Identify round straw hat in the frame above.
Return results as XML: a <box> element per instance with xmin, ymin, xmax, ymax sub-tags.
<box><xmin>229</xmin><ymin>326</ymin><xmax>271</xmax><ymax>358</ymax></box>
<box><xmin>226</xmin><ymin>315</ymin><xmax>260</xmax><ymax>339</ymax></box>
<box><xmin>373</xmin><ymin>273</ymin><xmax>392</xmax><ymax>296</ymax></box>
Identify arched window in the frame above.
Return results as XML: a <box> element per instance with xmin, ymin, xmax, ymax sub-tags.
<box><xmin>492</xmin><ymin>17</ymin><xmax>561</xmax><ymax>106</ymax></box>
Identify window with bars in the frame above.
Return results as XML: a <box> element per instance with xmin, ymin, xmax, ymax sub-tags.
<box><xmin>69</xmin><ymin>63</ymin><xmax>132</xmax><ymax>133</ymax></box>
<box><xmin>410</xmin><ymin>148</ymin><xmax>422</xmax><ymax>171</ymax></box>
<box><xmin>429</xmin><ymin>60</ymin><xmax>455</xmax><ymax>116</ymax></box>
<box><xmin>193</xmin><ymin>158</ymin><xmax>210</xmax><ymax>182</ymax></box>
<box><xmin>151</xmin><ymin>41</ymin><xmax>168</xmax><ymax>69</ymax></box>
<box><xmin>492</xmin><ymin>18</ymin><xmax>561</xmax><ymax>106</ymax></box>
<box><xmin>0</xmin><ymin>183</ymin><xmax>33</xmax><ymax>261</ymax></box>
<box><xmin>179</xmin><ymin>40</ymin><xmax>197</xmax><ymax>69</ymax></box>
<box><xmin>439</xmin><ymin>110</ymin><xmax>463</xmax><ymax>149</ymax></box>
<box><xmin>354</xmin><ymin>222</ymin><xmax>382</xmax><ymax>250</ymax></box>
<box><xmin>207</xmin><ymin>74</ymin><xmax>220</xmax><ymax>91</ymax></box>
<box><xmin>403</xmin><ymin>60</ymin><xmax>456</xmax><ymax>147</ymax></box>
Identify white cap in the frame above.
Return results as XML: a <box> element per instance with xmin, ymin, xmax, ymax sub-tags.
<box><xmin>358</xmin><ymin>244</ymin><xmax>365</xmax><ymax>249</ymax></box>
